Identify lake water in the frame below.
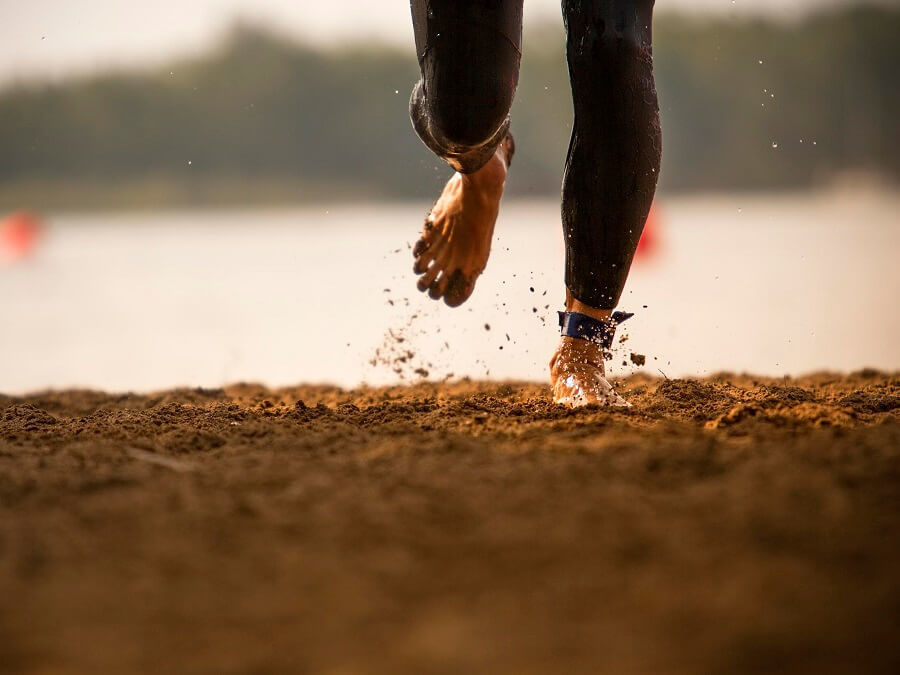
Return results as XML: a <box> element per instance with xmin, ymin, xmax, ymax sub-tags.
<box><xmin>2</xmin><ymin>190</ymin><xmax>898</xmax><ymax>394</ymax></box>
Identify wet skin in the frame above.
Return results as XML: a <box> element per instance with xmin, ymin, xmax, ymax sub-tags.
<box><xmin>549</xmin><ymin>336</ymin><xmax>630</xmax><ymax>408</ymax></box>
<box><xmin>547</xmin><ymin>289</ymin><xmax>629</xmax><ymax>407</ymax></box>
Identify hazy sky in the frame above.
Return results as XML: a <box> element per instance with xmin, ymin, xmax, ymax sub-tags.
<box><xmin>0</xmin><ymin>0</ymin><xmax>882</xmax><ymax>84</ymax></box>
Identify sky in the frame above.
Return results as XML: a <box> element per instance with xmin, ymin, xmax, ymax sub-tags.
<box><xmin>0</xmin><ymin>0</ymin><xmax>885</xmax><ymax>85</ymax></box>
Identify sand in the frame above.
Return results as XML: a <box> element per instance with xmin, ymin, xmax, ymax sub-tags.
<box><xmin>1</xmin><ymin>372</ymin><xmax>898</xmax><ymax>674</ymax></box>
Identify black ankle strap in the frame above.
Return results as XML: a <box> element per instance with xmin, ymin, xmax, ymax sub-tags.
<box><xmin>558</xmin><ymin>311</ymin><xmax>633</xmax><ymax>349</ymax></box>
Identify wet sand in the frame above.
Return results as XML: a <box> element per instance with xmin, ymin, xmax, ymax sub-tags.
<box><xmin>1</xmin><ymin>372</ymin><xmax>898</xmax><ymax>674</ymax></box>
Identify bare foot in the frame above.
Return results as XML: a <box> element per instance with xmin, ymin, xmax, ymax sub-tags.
<box><xmin>549</xmin><ymin>336</ymin><xmax>631</xmax><ymax>407</ymax></box>
<box><xmin>413</xmin><ymin>134</ymin><xmax>514</xmax><ymax>307</ymax></box>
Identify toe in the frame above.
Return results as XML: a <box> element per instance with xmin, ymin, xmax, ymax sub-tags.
<box><xmin>428</xmin><ymin>270</ymin><xmax>451</xmax><ymax>300</ymax></box>
<box><xmin>427</xmin><ymin>271</ymin><xmax>446</xmax><ymax>299</ymax></box>
<box><xmin>443</xmin><ymin>269</ymin><xmax>475</xmax><ymax>307</ymax></box>
<box><xmin>416</xmin><ymin>260</ymin><xmax>442</xmax><ymax>293</ymax></box>
<box><xmin>412</xmin><ymin>217</ymin><xmax>438</xmax><ymax>257</ymax></box>
<box><xmin>413</xmin><ymin>235</ymin><xmax>448</xmax><ymax>274</ymax></box>
<box><xmin>412</xmin><ymin>237</ymin><xmax>429</xmax><ymax>258</ymax></box>
<box><xmin>413</xmin><ymin>254</ymin><xmax>430</xmax><ymax>274</ymax></box>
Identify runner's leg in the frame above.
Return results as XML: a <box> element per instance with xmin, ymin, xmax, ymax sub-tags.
<box><xmin>561</xmin><ymin>0</ymin><xmax>661</xmax><ymax>309</ymax></box>
<box><xmin>408</xmin><ymin>1</ymin><xmax>524</xmax><ymax>306</ymax></box>
<box><xmin>551</xmin><ymin>0</ymin><xmax>662</xmax><ymax>406</ymax></box>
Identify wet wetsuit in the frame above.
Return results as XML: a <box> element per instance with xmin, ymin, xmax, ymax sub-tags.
<box><xmin>409</xmin><ymin>0</ymin><xmax>661</xmax><ymax>310</ymax></box>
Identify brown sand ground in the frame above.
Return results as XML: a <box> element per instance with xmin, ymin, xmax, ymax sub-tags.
<box><xmin>1</xmin><ymin>372</ymin><xmax>898</xmax><ymax>674</ymax></box>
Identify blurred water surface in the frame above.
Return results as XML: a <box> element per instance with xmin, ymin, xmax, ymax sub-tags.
<box><xmin>2</xmin><ymin>190</ymin><xmax>898</xmax><ymax>393</ymax></box>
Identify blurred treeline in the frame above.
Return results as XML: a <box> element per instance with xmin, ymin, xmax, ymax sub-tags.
<box><xmin>0</xmin><ymin>5</ymin><xmax>896</xmax><ymax>210</ymax></box>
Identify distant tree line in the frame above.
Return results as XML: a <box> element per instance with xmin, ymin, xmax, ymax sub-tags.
<box><xmin>0</xmin><ymin>5</ymin><xmax>896</xmax><ymax>209</ymax></box>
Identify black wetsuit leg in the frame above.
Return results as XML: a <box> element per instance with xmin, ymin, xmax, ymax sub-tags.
<box><xmin>409</xmin><ymin>1</ymin><xmax>524</xmax><ymax>174</ymax></box>
<box><xmin>562</xmin><ymin>0</ymin><xmax>662</xmax><ymax>309</ymax></box>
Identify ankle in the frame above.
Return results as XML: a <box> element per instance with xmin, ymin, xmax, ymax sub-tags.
<box><xmin>565</xmin><ymin>291</ymin><xmax>612</xmax><ymax>322</ymax></box>
<box><xmin>461</xmin><ymin>153</ymin><xmax>507</xmax><ymax>192</ymax></box>
<box><xmin>559</xmin><ymin>334</ymin><xmax>605</xmax><ymax>360</ymax></box>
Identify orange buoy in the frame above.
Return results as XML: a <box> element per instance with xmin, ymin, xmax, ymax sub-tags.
<box><xmin>634</xmin><ymin>204</ymin><xmax>660</xmax><ymax>261</ymax></box>
<box><xmin>0</xmin><ymin>211</ymin><xmax>42</xmax><ymax>263</ymax></box>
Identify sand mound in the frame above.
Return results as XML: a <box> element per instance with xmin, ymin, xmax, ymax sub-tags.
<box><xmin>1</xmin><ymin>373</ymin><xmax>898</xmax><ymax>674</ymax></box>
